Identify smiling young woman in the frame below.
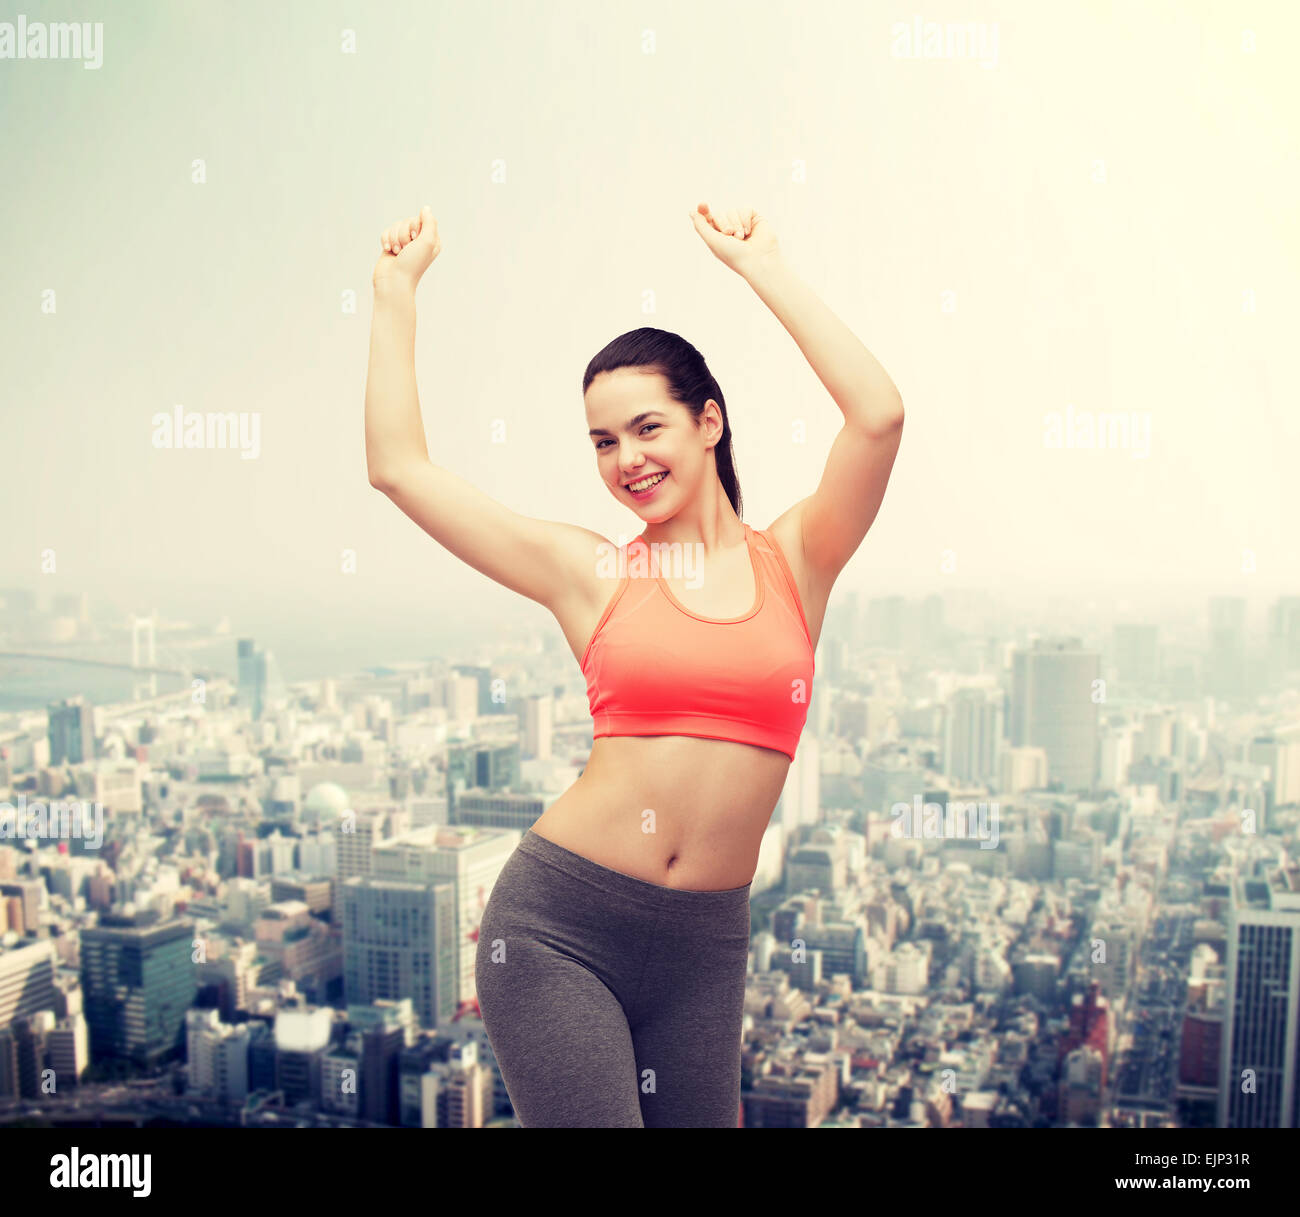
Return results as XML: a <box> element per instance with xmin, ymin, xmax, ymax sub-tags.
<box><xmin>363</xmin><ymin>201</ymin><xmax>903</xmax><ymax>1127</ymax></box>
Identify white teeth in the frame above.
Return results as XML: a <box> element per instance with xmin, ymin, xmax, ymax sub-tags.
<box><xmin>629</xmin><ymin>472</ymin><xmax>667</xmax><ymax>492</ymax></box>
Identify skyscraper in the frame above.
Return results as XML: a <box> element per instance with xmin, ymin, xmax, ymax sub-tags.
<box><xmin>1218</xmin><ymin>870</ymin><xmax>1300</xmax><ymax>1127</ymax></box>
<box><xmin>1267</xmin><ymin>596</ymin><xmax>1300</xmax><ymax>684</ymax></box>
<box><xmin>236</xmin><ymin>637</ymin><xmax>287</xmax><ymax>721</ymax></box>
<box><xmin>341</xmin><ymin>877</ymin><xmax>457</xmax><ymax>1029</ymax></box>
<box><xmin>944</xmin><ymin>687</ymin><xmax>1003</xmax><ymax>784</ymax></box>
<box><xmin>0</xmin><ymin>940</ymin><xmax>58</xmax><ymax>1030</ymax></box>
<box><xmin>778</xmin><ymin>732</ymin><xmax>821</xmax><ymax>833</ymax></box>
<box><xmin>332</xmin><ymin>804</ymin><xmax>410</xmax><ymax>924</ymax></box>
<box><xmin>1207</xmin><ymin>597</ymin><xmax>1247</xmax><ymax>699</ymax></box>
<box><xmin>371</xmin><ymin>827</ymin><xmax>516</xmax><ymax>1016</ymax></box>
<box><xmin>47</xmin><ymin>696</ymin><xmax>94</xmax><ymax>765</ymax></box>
<box><xmin>80</xmin><ymin>911</ymin><xmax>197</xmax><ymax>1067</ymax></box>
<box><xmin>1009</xmin><ymin>638</ymin><xmax>1100</xmax><ymax>791</ymax></box>
<box><xmin>522</xmin><ymin>694</ymin><xmax>553</xmax><ymax>760</ymax></box>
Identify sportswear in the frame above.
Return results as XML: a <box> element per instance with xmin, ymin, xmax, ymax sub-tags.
<box><xmin>580</xmin><ymin>522</ymin><xmax>814</xmax><ymax>760</ymax></box>
<box><xmin>475</xmin><ymin>828</ymin><xmax>750</xmax><ymax>1127</ymax></box>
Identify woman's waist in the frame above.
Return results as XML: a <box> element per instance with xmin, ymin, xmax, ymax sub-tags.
<box><xmin>545</xmin><ymin>737</ymin><xmax>785</xmax><ymax>843</ymax></box>
<box><xmin>583</xmin><ymin>734</ymin><xmax>788</xmax><ymax>806</ymax></box>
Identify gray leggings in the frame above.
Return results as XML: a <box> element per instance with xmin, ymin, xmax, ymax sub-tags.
<box><xmin>474</xmin><ymin>828</ymin><xmax>752</xmax><ymax>1128</ymax></box>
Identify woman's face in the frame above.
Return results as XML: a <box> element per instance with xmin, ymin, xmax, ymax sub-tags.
<box><xmin>585</xmin><ymin>368</ymin><xmax>721</xmax><ymax>520</ymax></box>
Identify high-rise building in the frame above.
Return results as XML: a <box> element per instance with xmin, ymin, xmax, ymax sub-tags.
<box><xmin>348</xmin><ymin>1002</ymin><xmax>415</xmax><ymax>1125</ymax></box>
<box><xmin>332</xmin><ymin>804</ymin><xmax>410</xmax><ymax>923</ymax></box>
<box><xmin>341</xmin><ymin>879</ymin><xmax>457</xmax><ymax>1029</ymax></box>
<box><xmin>236</xmin><ymin>637</ymin><xmax>287</xmax><ymax>721</ymax></box>
<box><xmin>433</xmin><ymin>1039</ymin><xmax>492</xmax><ymax>1128</ymax></box>
<box><xmin>777</xmin><ymin>733</ymin><xmax>820</xmax><ymax>833</ymax></box>
<box><xmin>447</xmin><ymin>741</ymin><xmax>521</xmax><ymax>795</ymax></box>
<box><xmin>43</xmin><ymin>1013</ymin><xmax>89</xmax><ymax>1088</ymax></box>
<box><xmin>186</xmin><ymin>1008</ymin><xmax>251</xmax><ymax>1104</ymax></box>
<box><xmin>371</xmin><ymin>827</ymin><xmax>517</xmax><ymax>1015</ymax></box>
<box><xmin>1267</xmin><ymin>597</ymin><xmax>1300</xmax><ymax>682</ymax></box>
<box><xmin>1218</xmin><ymin>870</ymin><xmax>1300</xmax><ymax>1127</ymax></box>
<box><xmin>0</xmin><ymin>880</ymin><xmax>45</xmax><ymax>937</ymax></box>
<box><xmin>399</xmin><ymin>1038</ymin><xmax>444</xmax><ymax>1127</ymax></box>
<box><xmin>321</xmin><ymin>1030</ymin><xmax>363</xmax><ymax>1118</ymax></box>
<box><xmin>0</xmin><ymin>940</ymin><xmax>58</xmax><ymax>1029</ymax></box>
<box><xmin>452</xmin><ymin>664</ymin><xmax>496</xmax><ymax>716</ymax></box>
<box><xmin>1207</xmin><ymin>598</ymin><xmax>1247</xmax><ymax>699</ymax></box>
<box><xmin>80</xmin><ymin>911</ymin><xmax>197</xmax><ymax>1067</ymax></box>
<box><xmin>822</xmin><ymin>637</ymin><xmax>846</xmax><ymax>683</ymax></box>
<box><xmin>272</xmin><ymin>1005</ymin><xmax>332</xmax><ymax>1108</ymax></box>
<box><xmin>7</xmin><ymin>1012</ymin><xmax>55</xmax><ymax>1098</ymax></box>
<box><xmin>1059</xmin><ymin>1046</ymin><xmax>1105</xmax><ymax>1125</ymax></box>
<box><xmin>47</xmin><ymin>696</ymin><xmax>94</xmax><ymax>765</ymax></box>
<box><xmin>237</xmin><ymin>638</ymin><xmax>259</xmax><ymax>715</ymax></box>
<box><xmin>1247</xmin><ymin>736</ymin><xmax>1300</xmax><ymax>811</ymax></box>
<box><xmin>440</xmin><ymin>675</ymin><xmax>480</xmax><ymax>725</ymax></box>
<box><xmin>944</xmin><ymin>687</ymin><xmax>1003</xmax><ymax>784</ymax></box>
<box><xmin>523</xmin><ymin>695</ymin><xmax>553</xmax><ymax>761</ymax></box>
<box><xmin>1009</xmin><ymin>638</ymin><xmax>1100</xmax><ymax>791</ymax></box>
<box><xmin>1098</xmin><ymin>725</ymin><xmax>1135</xmax><ymax>790</ymax></box>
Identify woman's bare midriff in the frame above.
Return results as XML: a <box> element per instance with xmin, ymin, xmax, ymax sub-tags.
<box><xmin>528</xmin><ymin>733</ymin><xmax>792</xmax><ymax>891</ymax></box>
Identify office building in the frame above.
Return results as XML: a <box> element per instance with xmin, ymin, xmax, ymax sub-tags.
<box><xmin>944</xmin><ymin>687</ymin><xmax>1003</xmax><ymax>784</ymax></box>
<box><xmin>236</xmin><ymin>637</ymin><xmax>287</xmax><ymax>722</ymax></box>
<box><xmin>1207</xmin><ymin>598</ymin><xmax>1247</xmax><ymax>699</ymax></box>
<box><xmin>1218</xmin><ymin>869</ymin><xmax>1300</xmax><ymax>1127</ymax></box>
<box><xmin>1009</xmin><ymin>638</ymin><xmax>1099</xmax><ymax>791</ymax></box>
<box><xmin>80</xmin><ymin>911</ymin><xmax>197</xmax><ymax>1066</ymax></box>
<box><xmin>48</xmin><ymin>696</ymin><xmax>94</xmax><ymax>765</ymax></box>
<box><xmin>341</xmin><ymin>878</ymin><xmax>457</xmax><ymax>1029</ymax></box>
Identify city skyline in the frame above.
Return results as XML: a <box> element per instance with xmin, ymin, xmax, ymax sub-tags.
<box><xmin>3</xmin><ymin>0</ymin><xmax>1298</xmax><ymax>1146</ymax></box>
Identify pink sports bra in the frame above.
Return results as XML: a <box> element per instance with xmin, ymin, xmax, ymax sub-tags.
<box><xmin>580</xmin><ymin>522</ymin><xmax>815</xmax><ymax>760</ymax></box>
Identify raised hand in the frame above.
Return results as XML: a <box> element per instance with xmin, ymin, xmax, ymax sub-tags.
<box><xmin>688</xmin><ymin>202</ymin><xmax>780</xmax><ymax>276</ymax></box>
<box><xmin>373</xmin><ymin>205</ymin><xmax>442</xmax><ymax>290</ymax></box>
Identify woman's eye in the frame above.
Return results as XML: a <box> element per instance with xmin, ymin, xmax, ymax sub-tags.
<box><xmin>597</xmin><ymin>425</ymin><xmax>658</xmax><ymax>451</ymax></box>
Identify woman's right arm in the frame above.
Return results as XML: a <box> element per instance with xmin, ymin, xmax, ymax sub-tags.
<box><xmin>364</xmin><ymin>209</ymin><xmax>607</xmax><ymax>614</ymax></box>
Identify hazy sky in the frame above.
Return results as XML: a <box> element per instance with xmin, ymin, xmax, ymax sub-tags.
<box><xmin>3</xmin><ymin>0</ymin><xmax>1297</xmax><ymax>655</ymax></box>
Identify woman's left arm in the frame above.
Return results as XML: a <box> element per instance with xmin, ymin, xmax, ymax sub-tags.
<box><xmin>690</xmin><ymin>202</ymin><xmax>904</xmax><ymax>582</ymax></box>
<box><xmin>745</xmin><ymin>253</ymin><xmax>904</xmax><ymax>435</ymax></box>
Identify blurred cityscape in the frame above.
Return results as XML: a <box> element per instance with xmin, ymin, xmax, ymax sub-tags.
<box><xmin>1</xmin><ymin>583</ymin><xmax>1298</xmax><ymax>1129</ymax></box>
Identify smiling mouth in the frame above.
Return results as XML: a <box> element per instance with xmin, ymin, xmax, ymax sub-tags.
<box><xmin>626</xmin><ymin>471</ymin><xmax>668</xmax><ymax>492</ymax></box>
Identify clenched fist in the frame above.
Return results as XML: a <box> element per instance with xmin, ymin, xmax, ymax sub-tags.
<box><xmin>372</xmin><ymin>205</ymin><xmax>442</xmax><ymax>291</ymax></box>
<box><xmin>688</xmin><ymin>202</ymin><xmax>780</xmax><ymax>278</ymax></box>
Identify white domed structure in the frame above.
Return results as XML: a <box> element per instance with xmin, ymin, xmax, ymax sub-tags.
<box><xmin>303</xmin><ymin>782</ymin><xmax>349</xmax><ymax>826</ymax></box>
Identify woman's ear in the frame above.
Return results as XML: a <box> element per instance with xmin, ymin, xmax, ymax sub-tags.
<box><xmin>704</xmin><ymin>406</ymin><xmax>726</xmax><ymax>443</ymax></box>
